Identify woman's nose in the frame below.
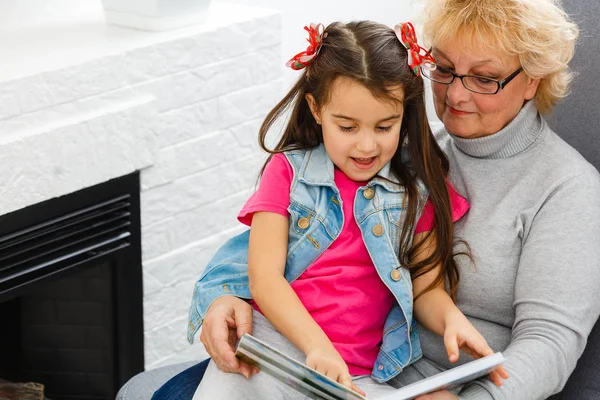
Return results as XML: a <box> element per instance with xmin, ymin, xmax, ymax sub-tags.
<box><xmin>446</xmin><ymin>77</ymin><xmax>472</xmax><ymax>104</ymax></box>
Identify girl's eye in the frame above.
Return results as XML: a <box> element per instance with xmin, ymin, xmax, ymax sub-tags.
<box><xmin>338</xmin><ymin>125</ymin><xmax>354</xmax><ymax>132</ymax></box>
<box><xmin>377</xmin><ymin>126</ymin><xmax>393</xmax><ymax>132</ymax></box>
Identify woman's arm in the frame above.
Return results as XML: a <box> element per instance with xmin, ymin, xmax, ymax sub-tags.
<box><xmin>248</xmin><ymin>211</ymin><xmax>360</xmax><ymax>392</ymax></box>
<box><xmin>459</xmin><ymin>174</ymin><xmax>600</xmax><ymax>400</ymax></box>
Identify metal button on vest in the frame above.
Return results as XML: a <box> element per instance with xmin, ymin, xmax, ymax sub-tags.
<box><xmin>297</xmin><ymin>217</ymin><xmax>310</xmax><ymax>229</ymax></box>
<box><xmin>363</xmin><ymin>187</ymin><xmax>375</xmax><ymax>199</ymax></box>
<box><xmin>391</xmin><ymin>269</ymin><xmax>402</xmax><ymax>281</ymax></box>
<box><xmin>372</xmin><ymin>224</ymin><xmax>384</xmax><ymax>236</ymax></box>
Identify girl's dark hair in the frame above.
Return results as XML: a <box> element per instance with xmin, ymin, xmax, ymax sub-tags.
<box><xmin>259</xmin><ymin>21</ymin><xmax>466</xmax><ymax>301</ymax></box>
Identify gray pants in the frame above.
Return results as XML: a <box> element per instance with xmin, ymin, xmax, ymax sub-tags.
<box><xmin>192</xmin><ymin>310</ymin><xmax>400</xmax><ymax>399</ymax></box>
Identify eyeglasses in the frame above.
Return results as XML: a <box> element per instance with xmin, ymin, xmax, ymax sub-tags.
<box><xmin>420</xmin><ymin>64</ymin><xmax>524</xmax><ymax>95</ymax></box>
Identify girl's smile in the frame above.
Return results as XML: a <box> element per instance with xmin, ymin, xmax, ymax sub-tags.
<box><xmin>351</xmin><ymin>156</ymin><xmax>378</xmax><ymax>171</ymax></box>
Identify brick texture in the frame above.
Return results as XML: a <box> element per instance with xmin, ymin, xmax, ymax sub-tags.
<box><xmin>0</xmin><ymin>8</ymin><xmax>283</xmax><ymax>370</ymax></box>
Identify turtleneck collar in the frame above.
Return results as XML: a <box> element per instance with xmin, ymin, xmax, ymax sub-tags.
<box><xmin>449</xmin><ymin>100</ymin><xmax>545</xmax><ymax>159</ymax></box>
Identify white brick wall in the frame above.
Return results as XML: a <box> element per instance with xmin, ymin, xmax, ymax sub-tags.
<box><xmin>1</xmin><ymin>4</ymin><xmax>283</xmax><ymax>369</ymax></box>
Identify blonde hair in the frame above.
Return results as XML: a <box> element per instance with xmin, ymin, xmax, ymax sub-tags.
<box><xmin>420</xmin><ymin>0</ymin><xmax>579</xmax><ymax>114</ymax></box>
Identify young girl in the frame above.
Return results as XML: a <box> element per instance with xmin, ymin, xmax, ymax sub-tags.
<box><xmin>189</xmin><ymin>21</ymin><xmax>507</xmax><ymax>399</ymax></box>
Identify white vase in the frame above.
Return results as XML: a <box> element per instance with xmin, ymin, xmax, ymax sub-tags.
<box><xmin>101</xmin><ymin>0</ymin><xmax>211</xmax><ymax>31</ymax></box>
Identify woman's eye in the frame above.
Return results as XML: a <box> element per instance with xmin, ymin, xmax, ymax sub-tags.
<box><xmin>436</xmin><ymin>65</ymin><xmax>453</xmax><ymax>76</ymax></box>
<box><xmin>476</xmin><ymin>77</ymin><xmax>495</xmax><ymax>84</ymax></box>
<box><xmin>338</xmin><ymin>125</ymin><xmax>354</xmax><ymax>132</ymax></box>
<box><xmin>376</xmin><ymin>126</ymin><xmax>393</xmax><ymax>132</ymax></box>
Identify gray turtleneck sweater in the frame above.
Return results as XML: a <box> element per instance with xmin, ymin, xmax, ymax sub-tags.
<box><xmin>392</xmin><ymin>101</ymin><xmax>600</xmax><ymax>399</ymax></box>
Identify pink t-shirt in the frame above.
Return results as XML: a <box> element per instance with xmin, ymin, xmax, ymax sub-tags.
<box><xmin>238</xmin><ymin>154</ymin><xmax>468</xmax><ymax>375</ymax></box>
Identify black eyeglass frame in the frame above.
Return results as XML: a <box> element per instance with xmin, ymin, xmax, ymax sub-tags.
<box><xmin>420</xmin><ymin>64</ymin><xmax>524</xmax><ymax>95</ymax></box>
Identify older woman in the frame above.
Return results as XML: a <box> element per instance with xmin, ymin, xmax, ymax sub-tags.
<box><xmin>388</xmin><ymin>0</ymin><xmax>600</xmax><ymax>398</ymax></box>
<box><xmin>119</xmin><ymin>0</ymin><xmax>600</xmax><ymax>399</ymax></box>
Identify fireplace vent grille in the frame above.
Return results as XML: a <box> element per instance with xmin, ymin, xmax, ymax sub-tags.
<box><xmin>0</xmin><ymin>194</ymin><xmax>132</xmax><ymax>295</ymax></box>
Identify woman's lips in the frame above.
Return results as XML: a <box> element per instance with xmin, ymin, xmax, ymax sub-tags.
<box><xmin>447</xmin><ymin>106</ymin><xmax>473</xmax><ymax>116</ymax></box>
<box><xmin>352</xmin><ymin>157</ymin><xmax>377</xmax><ymax>170</ymax></box>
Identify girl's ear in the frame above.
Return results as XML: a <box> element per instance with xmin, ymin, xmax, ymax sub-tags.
<box><xmin>305</xmin><ymin>93</ymin><xmax>321</xmax><ymax>124</ymax></box>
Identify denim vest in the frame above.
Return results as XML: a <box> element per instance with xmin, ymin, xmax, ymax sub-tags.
<box><xmin>187</xmin><ymin>144</ymin><xmax>428</xmax><ymax>382</ymax></box>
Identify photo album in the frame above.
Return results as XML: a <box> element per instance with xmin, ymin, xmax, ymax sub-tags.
<box><xmin>235</xmin><ymin>333</ymin><xmax>505</xmax><ymax>400</ymax></box>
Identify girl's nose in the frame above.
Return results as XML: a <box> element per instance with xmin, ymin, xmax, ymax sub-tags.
<box><xmin>356</xmin><ymin>131</ymin><xmax>377</xmax><ymax>153</ymax></box>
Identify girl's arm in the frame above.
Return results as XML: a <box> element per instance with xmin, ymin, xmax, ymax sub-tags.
<box><xmin>411</xmin><ymin>232</ymin><xmax>463</xmax><ymax>338</ymax></box>
<box><xmin>411</xmin><ymin>232</ymin><xmax>507</xmax><ymax>385</ymax></box>
<box><xmin>248</xmin><ymin>211</ymin><xmax>330</xmax><ymax>354</ymax></box>
<box><xmin>248</xmin><ymin>211</ymin><xmax>363</xmax><ymax>394</ymax></box>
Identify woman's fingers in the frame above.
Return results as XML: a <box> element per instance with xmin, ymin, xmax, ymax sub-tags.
<box><xmin>233</xmin><ymin>300</ymin><xmax>254</xmax><ymax>339</ymax></box>
<box><xmin>200</xmin><ymin>317</ymin><xmax>233</xmax><ymax>369</ymax></box>
<box><xmin>200</xmin><ymin>297</ymin><xmax>254</xmax><ymax>377</ymax></box>
<box><xmin>214</xmin><ymin>336</ymin><xmax>240</xmax><ymax>369</ymax></box>
<box><xmin>238</xmin><ymin>361</ymin><xmax>257</xmax><ymax>379</ymax></box>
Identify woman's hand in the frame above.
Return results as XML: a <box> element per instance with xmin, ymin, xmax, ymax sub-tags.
<box><xmin>199</xmin><ymin>296</ymin><xmax>259</xmax><ymax>379</ymax></box>
<box><xmin>443</xmin><ymin>310</ymin><xmax>509</xmax><ymax>386</ymax></box>
<box><xmin>305</xmin><ymin>344</ymin><xmax>365</xmax><ymax>396</ymax></box>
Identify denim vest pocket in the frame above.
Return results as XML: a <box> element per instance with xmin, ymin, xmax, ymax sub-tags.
<box><xmin>287</xmin><ymin>202</ymin><xmax>320</xmax><ymax>259</ymax></box>
<box><xmin>285</xmin><ymin>201</ymin><xmax>334</xmax><ymax>282</ymax></box>
<box><xmin>288</xmin><ymin>202</ymin><xmax>315</xmax><ymax>237</ymax></box>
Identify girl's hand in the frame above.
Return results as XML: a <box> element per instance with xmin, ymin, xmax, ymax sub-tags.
<box><xmin>443</xmin><ymin>310</ymin><xmax>509</xmax><ymax>386</ymax></box>
<box><xmin>305</xmin><ymin>345</ymin><xmax>366</xmax><ymax>396</ymax></box>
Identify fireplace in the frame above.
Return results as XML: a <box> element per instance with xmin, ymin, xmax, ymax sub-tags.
<box><xmin>0</xmin><ymin>173</ymin><xmax>144</xmax><ymax>400</ymax></box>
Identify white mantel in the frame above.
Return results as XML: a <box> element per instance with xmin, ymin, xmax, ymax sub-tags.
<box><xmin>0</xmin><ymin>0</ymin><xmax>283</xmax><ymax>369</ymax></box>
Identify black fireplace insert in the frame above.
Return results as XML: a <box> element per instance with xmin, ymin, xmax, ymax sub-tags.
<box><xmin>0</xmin><ymin>172</ymin><xmax>144</xmax><ymax>400</ymax></box>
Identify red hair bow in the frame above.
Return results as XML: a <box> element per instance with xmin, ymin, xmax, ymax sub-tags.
<box><xmin>394</xmin><ymin>22</ymin><xmax>436</xmax><ymax>76</ymax></box>
<box><xmin>286</xmin><ymin>23</ymin><xmax>327</xmax><ymax>70</ymax></box>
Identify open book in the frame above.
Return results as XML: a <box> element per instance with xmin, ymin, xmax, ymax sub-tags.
<box><xmin>235</xmin><ymin>333</ymin><xmax>505</xmax><ymax>400</ymax></box>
